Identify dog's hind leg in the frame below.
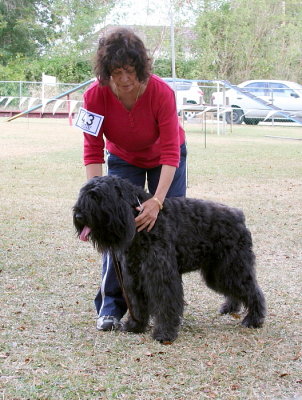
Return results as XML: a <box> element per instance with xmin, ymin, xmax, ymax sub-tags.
<box><xmin>241</xmin><ymin>284</ymin><xmax>266</xmax><ymax>328</ymax></box>
<box><xmin>202</xmin><ymin>256</ymin><xmax>266</xmax><ymax>328</ymax></box>
<box><xmin>227</xmin><ymin>252</ymin><xmax>266</xmax><ymax>328</ymax></box>
<box><xmin>218</xmin><ymin>277</ymin><xmax>265</xmax><ymax>328</ymax></box>
<box><xmin>225</xmin><ymin>277</ymin><xmax>266</xmax><ymax>328</ymax></box>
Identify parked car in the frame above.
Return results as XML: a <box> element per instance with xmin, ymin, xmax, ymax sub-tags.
<box><xmin>211</xmin><ymin>79</ymin><xmax>302</xmax><ymax>125</ymax></box>
<box><xmin>163</xmin><ymin>78</ymin><xmax>204</xmax><ymax>119</ymax></box>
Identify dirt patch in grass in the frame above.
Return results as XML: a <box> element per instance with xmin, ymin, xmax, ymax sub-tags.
<box><xmin>0</xmin><ymin>119</ymin><xmax>301</xmax><ymax>399</ymax></box>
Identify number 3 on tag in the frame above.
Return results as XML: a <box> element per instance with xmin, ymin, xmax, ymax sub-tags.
<box><xmin>74</xmin><ymin>107</ymin><xmax>104</xmax><ymax>137</ymax></box>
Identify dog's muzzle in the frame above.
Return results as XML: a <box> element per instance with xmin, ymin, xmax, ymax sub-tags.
<box><xmin>75</xmin><ymin>213</ymin><xmax>91</xmax><ymax>242</ymax></box>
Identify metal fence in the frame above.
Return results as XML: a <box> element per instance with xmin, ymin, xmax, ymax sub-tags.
<box><xmin>0</xmin><ymin>80</ymin><xmax>85</xmax><ymax>116</ymax></box>
<box><xmin>1</xmin><ymin>79</ymin><xmax>302</xmax><ymax>129</ymax></box>
<box><xmin>175</xmin><ymin>79</ymin><xmax>302</xmax><ymax>129</ymax></box>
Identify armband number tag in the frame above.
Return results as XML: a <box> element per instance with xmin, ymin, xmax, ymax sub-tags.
<box><xmin>74</xmin><ymin>107</ymin><xmax>104</xmax><ymax>136</ymax></box>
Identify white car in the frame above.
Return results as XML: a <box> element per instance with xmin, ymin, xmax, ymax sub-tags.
<box><xmin>163</xmin><ymin>78</ymin><xmax>204</xmax><ymax>119</ymax></box>
<box><xmin>211</xmin><ymin>79</ymin><xmax>302</xmax><ymax>125</ymax></box>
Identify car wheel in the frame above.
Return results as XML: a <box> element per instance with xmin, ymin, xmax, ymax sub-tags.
<box><xmin>243</xmin><ymin>117</ymin><xmax>260</xmax><ymax>125</ymax></box>
<box><xmin>184</xmin><ymin>110</ymin><xmax>197</xmax><ymax>120</ymax></box>
<box><xmin>183</xmin><ymin>100</ymin><xmax>198</xmax><ymax>120</ymax></box>
<box><xmin>226</xmin><ymin>107</ymin><xmax>244</xmax><ymax>124</ymax></box>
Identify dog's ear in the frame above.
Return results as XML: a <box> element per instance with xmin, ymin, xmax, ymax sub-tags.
<box><xmin>93</xmin><ymin>183</ymin><xmax>137</xmax><ymax>248</ymax></box>
<box><xmin>113</xmin><ymin>180</ymin><xmax>140</xmax><ymax>208</ymax></box>
<box><xmin>90</xmin><ymin>195</ymin><xmax>136</xmax><ymax>251</ymax></box>
<box><xmin>88</xmin><ymin>187</ymin><xmax>100</xmax><ymax>199</ymax></box>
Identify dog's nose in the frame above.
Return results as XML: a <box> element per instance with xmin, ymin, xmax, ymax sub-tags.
<box><xmin>75</xmin><ymin>213</ymin><xmax>85</xmax><ymax>224</ymax></box>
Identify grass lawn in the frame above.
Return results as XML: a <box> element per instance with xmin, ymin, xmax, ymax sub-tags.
<box><xmin>1</xmin><ymin>118</ymin><xmax>301</xmax><ymax>400</ymax></box>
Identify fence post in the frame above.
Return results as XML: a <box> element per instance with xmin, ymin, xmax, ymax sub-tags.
<box><xmin>67</xmin><ymin>94</ymin><xmax>72</xmax><ymax>126</ymax></box>
<box><xmin>216</xmin><ymin>81</ymin><xmax>220</xmax><ymax>135</ymax></box>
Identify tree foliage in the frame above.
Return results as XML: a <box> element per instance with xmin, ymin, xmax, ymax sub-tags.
<box><xmin>0</xmin><ymin>0</ymin><xmax>115</xmax><ymax>82</ymax></box>
<box><xmin>0</xmin><ymin>0</ymin><xmax>58</xmax><ymax>63</ymax></box>
<box><xmin>49</xmin><ymin>0</ymin><xmax>115</xmax><ymax>56</ymax></box>
<box><xmin>192</xmin><ymin>0</ymin><xmax>302</xmax><ymax>82</ymax></box>
<box><xmin>1</xmin><ymin>0</ymin><xmax>302</xmax><ymax>84</ymax></box>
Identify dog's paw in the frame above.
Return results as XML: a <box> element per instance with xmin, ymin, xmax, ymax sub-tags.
<box><xmin>241</xmin><ymin>315</ymin><xmax>264</xmax><ymax>328</ymax></box>
<box><xmin>152</xmin><ymin>329</ymin><xmax>177</xmax><ymax>344</ymax></box>
<box><xmin>220</xmin><ymin>300</ymin><xmax>241</xmax><ymax>315</ymax></box>
<box><xmin>121</xmin><ymin>319</ymin><xmax>147</xmax><ymax>334</ymax></box>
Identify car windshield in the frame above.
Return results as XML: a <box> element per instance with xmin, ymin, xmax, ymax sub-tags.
<box><xmin>244</xmin><ymin>82</ymin><xmax>266</xmax><ymax>96</ymax></box>
<box><xmin>268</xmin><ymin>82</ymin><xmax>299</xmax><ymax>97</ymax></box>
<box><xmin>240</xmin><ymin>80</ymin><xmax>302</xmax><ymax>98</ymax></box>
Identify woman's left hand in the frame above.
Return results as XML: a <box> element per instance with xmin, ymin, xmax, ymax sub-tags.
<box><xmin>135</xmin><ymin>198</ymin><xmax>161</xmax><ymax>232</ymax></box>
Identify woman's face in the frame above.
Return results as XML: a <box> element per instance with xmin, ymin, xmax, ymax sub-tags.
<box><xmin>110</xmin><ymin>65</ymin><xmax>140</xmax><ymax>95</ymax></box>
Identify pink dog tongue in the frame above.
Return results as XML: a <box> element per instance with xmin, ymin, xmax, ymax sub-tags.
<box><xmin>80</xmin><ymin>226</ymin><xmax>91</xmax><ymax>242</ymax></box>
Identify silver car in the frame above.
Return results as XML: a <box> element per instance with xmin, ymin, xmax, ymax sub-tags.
<box><xmin>211</xmin><ymin>79</ymin><xmax>302</xmax><ymax>124</ymax></box>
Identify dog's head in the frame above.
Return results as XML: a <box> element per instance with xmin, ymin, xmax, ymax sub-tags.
<box><xmin>73</xmin><ymin>176</ymin><xmax>146</xmax><ymax>252</ymax></box>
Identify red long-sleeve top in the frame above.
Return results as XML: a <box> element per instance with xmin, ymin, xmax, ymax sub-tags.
<box><xmin>83</xmin><ymin>74</ymin><xmax>185</xmax><ymax>169</ymax></box>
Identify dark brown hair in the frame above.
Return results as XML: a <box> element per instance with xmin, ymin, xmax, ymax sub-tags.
<box><xmin>94</xmin><ymin>27</ymin><xmax>152</xmax><ymax>84</ymax></box>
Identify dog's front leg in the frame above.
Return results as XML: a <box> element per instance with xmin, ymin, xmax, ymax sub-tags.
<box><xmin>121</xmin><ymin>269</ymin><xmax>149</xmax><ymax>334</ymax></box>
<box><xmin>147</xmin><ymin>267</ymin><xmax>184</xmax><ymax>343</ymax></box>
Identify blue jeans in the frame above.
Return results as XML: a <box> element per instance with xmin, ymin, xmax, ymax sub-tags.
<box><xmin>95</xmin><ymin>143</ymin><xmax>187</xmax><ymax>318</ymax></box>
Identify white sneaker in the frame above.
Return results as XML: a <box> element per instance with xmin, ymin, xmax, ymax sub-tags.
<box><xmin>96</xmin><ymin>315</ymin><xmax>120</xmax><ymax>331</ymax></box>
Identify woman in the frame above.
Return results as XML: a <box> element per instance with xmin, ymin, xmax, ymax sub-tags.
<box><xmin>82</xmin><ymin>27</ymin><xmax>187</xmax><ymax>331</ymax></box>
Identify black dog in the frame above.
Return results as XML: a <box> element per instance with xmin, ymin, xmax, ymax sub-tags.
<box><xmin>73</xmin><ymin>175</ymin><xmax>266</xmax><ymax>343</ymax></box>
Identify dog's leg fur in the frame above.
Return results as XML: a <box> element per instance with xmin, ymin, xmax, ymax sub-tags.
<box><xmin>201</xmin><ymin>247</ymin><xmax>266</xmax><ymax>328</ymax></box>
<box><xmin>121</xmin><ymin>266</ymin><xmax>149</xmax><ymax>334</ymax></box>
<box><xmin>122</xmin><ymin>311</ymin><xmax>149</xmax><ymax>334</ymax></box>
<box><xmin>122</xmin><ymin>292</ymin><xmax>149</xmax><ymax>334</ymax></box>
<box><xmin>144</xmin><ymin>252</ymin><xmax>184</xmax><ymax>342</ymax></box>
<box><xmin>240</xmin><ymin>285</ymin><xmax>266</xmax><ymax>328</ymax></box>
<box><xmin>220</xmin><ymin>296</ymin><xmax>242</xmax><ymax>314</ymax></box>
<box><xmin>150</xmin><ymin>273</ymin><xmax>184</xmax><ymax>343</ymax></box>
<box><xmin>123</xmin><ymin>249</ymin><xmax>184</xmax><ymax>342</ymax></box>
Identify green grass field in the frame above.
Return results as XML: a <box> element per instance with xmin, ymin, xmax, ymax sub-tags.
<box><xmin>1</xmin><ymin>118</ymin><xmax>301</xmax><ymax>399</ymax></box>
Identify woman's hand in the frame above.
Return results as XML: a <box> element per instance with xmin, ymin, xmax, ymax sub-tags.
<box><xmin>134</xmin><ymin>165</ymin><xmax>175</xmax><ymax>232</ymax></box>
<box><xmin>135</xmin><ymin>198</ymin><xmax>162</xmax><ymax>232</ymax></box>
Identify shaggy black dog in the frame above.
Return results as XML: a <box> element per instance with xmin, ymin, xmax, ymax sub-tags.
<box><xmin>73</xmin><ymin>175</ymin><xmax>266</xmax><ymax>343</ymax></box>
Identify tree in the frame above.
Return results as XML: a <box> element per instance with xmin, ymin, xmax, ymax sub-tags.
<box><xmin>2</xmin><ymin>0</ymin><xmax>302</xmax><ymax>83</ymax></box>
<box><xmin>0</xmin><ymin>0</ymin><xmax>116</xmax><ymax>62</ymax></box>
<box><xmin>0</xmin><ymin>0</ymin><xmax>58</xmax><ymax>64</ymax></box>
<box><xmin>49</xmin><ymin>0</ymin><xmax>116</xmax><ymax>56</ymax></box>
<box><xmin>192</xmin><ymin>0</ymin><xmax>302</xmax><ymax>82</ymax></box>
<box><xmin>0</xmin><ymin>0</ymin><xmax>116</xmax><ymax>81</ymax></box>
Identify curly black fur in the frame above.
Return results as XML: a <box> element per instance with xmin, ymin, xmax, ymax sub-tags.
<box><xmin>73</xmin><ymin>175</ymin><xmax>266</xmax><ymax>343</ymax></box>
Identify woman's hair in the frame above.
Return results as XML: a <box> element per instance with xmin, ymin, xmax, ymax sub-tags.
<box><xmin>94</xmin><ymin>27</ymin><xmax>152</xmax><ymax>84</ymax></box>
